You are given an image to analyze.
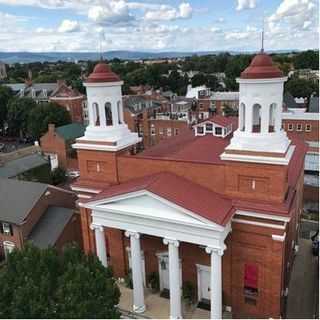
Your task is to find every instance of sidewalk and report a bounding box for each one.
[286,238,319,319]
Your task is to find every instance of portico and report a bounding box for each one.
[82,184,232,319]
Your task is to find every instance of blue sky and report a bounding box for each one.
[0,0,318,52]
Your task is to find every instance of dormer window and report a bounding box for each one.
[215,127,222,136]
[205,123,213,132]
[197,126,204,135]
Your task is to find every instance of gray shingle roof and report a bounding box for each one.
[0,178,48,224]
[0,153,48,178]
[28,206,74,248]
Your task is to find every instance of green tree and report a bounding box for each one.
[285,77,319,98]
[293,50,319,70]
[7,97,36,137]
[0,85,13,134]
[50,167,67,185]
[27,102,71,140]
[0,244,121,319]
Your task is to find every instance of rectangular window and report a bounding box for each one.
[305,124,312,132]
[244,263,258,302]
[205,123,213,132]
[296,124,303,131]
[167,128,172,136]
[159,128,164,135]
[150,125,156,136]
[1,222,13,236]
[288,124,293,131]
[199,103,204,110]
[174,128,179,136]
[197,126,204,135]
[215,127,222,135]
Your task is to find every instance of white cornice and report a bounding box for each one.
[272,233,286,242]
[235,210,290,222]
[70,186,102,194]
[220,145,295,165]
[232,218,286,230]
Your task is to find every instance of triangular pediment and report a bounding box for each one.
[86,191,224,230]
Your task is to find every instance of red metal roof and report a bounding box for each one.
[195,115,238,128]
[137,126,236,164]
[86,62,121,83]
[85,172,234,226]
[241,52,283,79]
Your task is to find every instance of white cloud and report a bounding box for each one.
[88,1,134,25]
[179,3,192,19]
[58,19,80,32]
[144,2,192,21]
[268,0,318,31]
[236,0,256,10]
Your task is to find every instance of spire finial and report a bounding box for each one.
[261,17,265,53]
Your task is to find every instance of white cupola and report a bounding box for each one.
[73,62,141,151]
[221,51,293,165]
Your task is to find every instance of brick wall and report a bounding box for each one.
[40,124,68,168]
[50,97,85,123]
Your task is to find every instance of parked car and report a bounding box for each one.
[0,143,4,152]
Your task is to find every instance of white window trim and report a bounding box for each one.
[296,124,303,131]
[288,124,293,131]
[305,124,312,132]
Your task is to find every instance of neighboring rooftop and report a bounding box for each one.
[55,123,86,141]
[28,206,74,248]
[211,92,239,101]
[0,153,48,178]
[0,178,48,224]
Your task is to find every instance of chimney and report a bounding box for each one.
[48,123,55,134]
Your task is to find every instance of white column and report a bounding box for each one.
[261,105,270,133]
[125,231,145,313]
[99,101,107,128]
[205,246,225,319]
[245,104,253,133]
[163,238,182,319]
[90,224,107,267]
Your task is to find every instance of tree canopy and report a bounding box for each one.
[285,77,319,98]
[7,97,37,137]
[0,244,121,319]
[0,85,13,133]
[293,50,319,70]
[28,102,71,140]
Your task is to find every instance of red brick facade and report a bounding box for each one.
[0,186,81,259]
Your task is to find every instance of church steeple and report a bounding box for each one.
[72,62,141,152]
[221,51,293,165]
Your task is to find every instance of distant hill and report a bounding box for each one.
[0,50,297,64]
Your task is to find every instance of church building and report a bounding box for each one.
[71,52,307,319]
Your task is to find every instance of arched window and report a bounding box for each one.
[269,103,277,132]
[105,102,113,126]
[93,103,100,126]
[252,104,262,133]
[117,101,122,124]
[240,103,246,131]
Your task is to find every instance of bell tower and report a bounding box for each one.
[73,62,141,185]
[221,51,293,165]
[73,62,140,151]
